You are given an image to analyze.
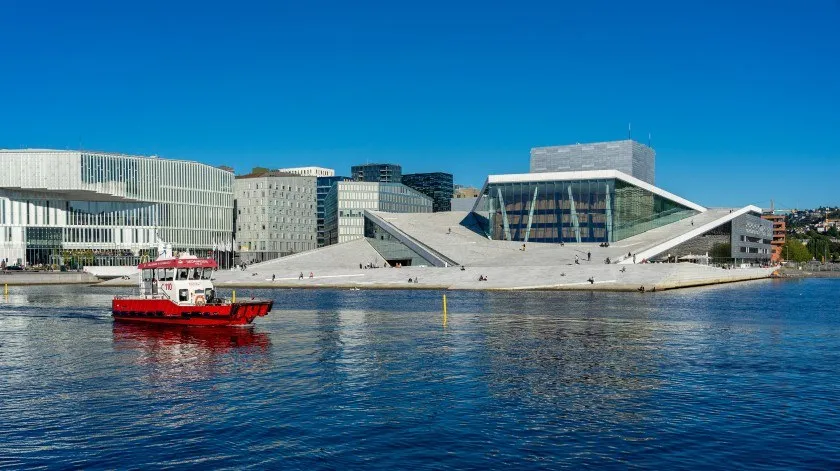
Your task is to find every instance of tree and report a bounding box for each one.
[710,242,731,260]
[251,166,270,175]
[783,239,812,262]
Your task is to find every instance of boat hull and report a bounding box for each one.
[112,298,273,326]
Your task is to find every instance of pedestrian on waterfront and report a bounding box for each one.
[414,277,419,283]
[360,263,363,269]
[309,272,314,278]
[587,251,591,261]
[448,227,451,234]
[522,243,526,251]
[575,255,579,264]
[691,219,694,226]
[408,278,413,283]
[299,272,304,280]
[633,254,637,264]
[587,277,594,284]
[272,274,275,282]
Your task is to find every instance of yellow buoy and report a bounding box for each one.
[443,294,448,327]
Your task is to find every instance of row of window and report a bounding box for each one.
[738,235,772,245]
[738,247,770,254]
[141,267,214,282]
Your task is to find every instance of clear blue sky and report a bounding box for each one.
[1,0,838,209]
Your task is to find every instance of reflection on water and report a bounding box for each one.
[112,322,272,353]
[0,282,839,469]
[111,323,272,386]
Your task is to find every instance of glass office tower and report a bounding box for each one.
[475,171,700,244]
[401,172,454,212]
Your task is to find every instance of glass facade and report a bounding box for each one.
[0,150,234,267]
[316,176,350,247]
[401,172,454,212]
[479,178,697,244]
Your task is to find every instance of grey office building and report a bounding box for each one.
[530,140,655,185]
[351,163,402,183]
[234,171,317,264]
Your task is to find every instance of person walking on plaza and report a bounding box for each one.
[587,251,591,261]
[299,272,304,280]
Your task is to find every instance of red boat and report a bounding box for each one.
[112,253,273,326]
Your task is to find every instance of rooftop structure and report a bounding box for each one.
[275,166,335,177]
[351,163,402,183]
[530,140,655,185]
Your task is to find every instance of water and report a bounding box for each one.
[1,280,839,469]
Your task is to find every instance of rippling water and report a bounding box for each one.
[1,279,839,469]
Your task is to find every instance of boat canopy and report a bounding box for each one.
[139,258,218,270]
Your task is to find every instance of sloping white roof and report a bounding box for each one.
[619,205,763,264]
[482,169,706,212]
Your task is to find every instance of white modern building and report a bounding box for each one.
[323,182,432,245]
[233,171,317,264]
[275,166,335,177]
[0,149,234,268]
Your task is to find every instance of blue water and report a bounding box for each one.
[1,279,839,469]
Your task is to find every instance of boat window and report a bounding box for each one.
[192,268,203,280]
[164,268,174,281]
[202,268,213,280]
[177,268,189,280]
[142,269,152,281]
[156,268,165,281]
[179,289,188,302]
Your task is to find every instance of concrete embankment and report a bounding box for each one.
[95,263,777,292]
[0,272,100,285]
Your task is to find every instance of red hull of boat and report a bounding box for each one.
[112,298,273,326]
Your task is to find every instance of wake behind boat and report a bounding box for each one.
[112,250,272,326]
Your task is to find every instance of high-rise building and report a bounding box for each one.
[761,213,786,261]
[0,149,234,268]
[233,171,317,264]
[401,172,454,212]
[316,175,351,247]
[323,182,432,245]
[530,140,655,185]
[351,163,402,183]
[275,166,335,177]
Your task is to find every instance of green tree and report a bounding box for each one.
[251,166,270,175]
[710,243,731,259]
[783,239,812,262]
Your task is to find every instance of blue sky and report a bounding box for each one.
[1,0,838,209]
